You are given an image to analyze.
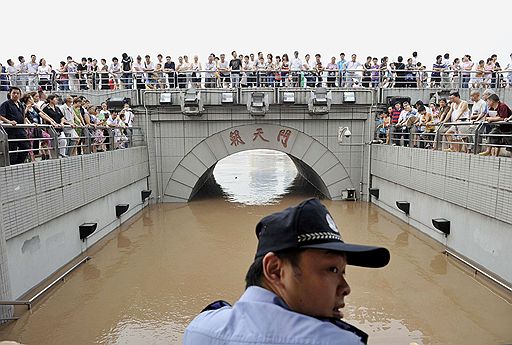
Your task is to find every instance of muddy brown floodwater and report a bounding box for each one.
[1,150,511,345]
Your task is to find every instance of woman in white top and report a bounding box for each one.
[191,55,202,88]
[37,58,52,91]
[461,55,473,88]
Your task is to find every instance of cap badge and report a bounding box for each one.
[326,213,339,233]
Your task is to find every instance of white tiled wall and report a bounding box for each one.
[371,145,512,225]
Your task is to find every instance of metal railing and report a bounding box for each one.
[1,69,511,91]
[0,256,91,314]
[0,123,145,166]
[377,120,512,156]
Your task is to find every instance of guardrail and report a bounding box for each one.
[377,120,512,156]
[1,69,511,91]
[0,123,145,166]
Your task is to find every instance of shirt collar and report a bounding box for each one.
[240,286,291,310]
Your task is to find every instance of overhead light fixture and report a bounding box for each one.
[79,223,97,241]
[160,93,172,104]
[180,88,204,115]
[308,87,331,115]
[343,91,356,103]
[248,92,268,116]
[107,97,130,111]
[282,92,295,103]
[221,92,234,103]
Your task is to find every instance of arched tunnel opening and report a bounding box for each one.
[190,149,329,204]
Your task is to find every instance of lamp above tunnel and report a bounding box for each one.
[180,88,204,115]
[308,87,331,115]
[247,92,269,116]
[159,93,172,104]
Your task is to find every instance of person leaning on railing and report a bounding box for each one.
[0,87,29,164]
[443,91,469,153]
[20,93,49,161]
[433,98,450,150]
[479,94,512,157]
[466,90,488,153]
[42,94,68,157]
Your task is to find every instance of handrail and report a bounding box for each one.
[1,68,511,90]
[0,256,91,310]
[444,249,512,293]
[0,123,145,166]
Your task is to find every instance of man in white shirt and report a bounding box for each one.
[143,55,155,88]
[395,103,417,147]
[465,90,488,153]
[204,54,217,88]
[290,51,302,86]
[218,54,230,88]
[121,103,134,128]
[246,53,256,87]
[27,55,39,91]
[345,54,362,87]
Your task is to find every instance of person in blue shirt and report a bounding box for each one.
[183,198,390,345]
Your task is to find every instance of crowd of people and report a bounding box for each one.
[375,89,512,156]
[0,87,133,165]
[1,52,512,91]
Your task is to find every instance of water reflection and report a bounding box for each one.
[212,149,300,205]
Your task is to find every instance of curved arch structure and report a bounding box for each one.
[163,124,353,201]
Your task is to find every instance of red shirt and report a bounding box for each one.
[492,102,512,119]
[391,109,401,123]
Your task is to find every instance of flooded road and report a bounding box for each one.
[1,150,511,345]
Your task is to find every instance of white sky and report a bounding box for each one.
[2,0,511,68]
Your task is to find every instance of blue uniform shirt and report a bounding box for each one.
[183,286,365,345]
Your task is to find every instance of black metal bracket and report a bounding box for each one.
[432,218,450,237]
[116,204,129,218]
[79,223,98,241]
[396,201,410,215]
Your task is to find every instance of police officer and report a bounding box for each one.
[183,198,390,345]
[0,86,29,165]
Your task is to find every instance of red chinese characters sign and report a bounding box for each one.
[277,129,292,148]
[253,128,269,142]
[227,128,292,148]
[230,130,245,146]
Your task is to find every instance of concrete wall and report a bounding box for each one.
[370,145,512,285]
[137,103,373,202]
[6,178,147,299]
[163,123,353,201]
[0,147,150,303]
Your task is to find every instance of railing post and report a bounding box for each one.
[474,122,484,155]
[127,128,133,148]
[47,126,60,159]
[434,125,442,151]
[108,129,115,151]
[84,127,93,154]
[0,125,10,167]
